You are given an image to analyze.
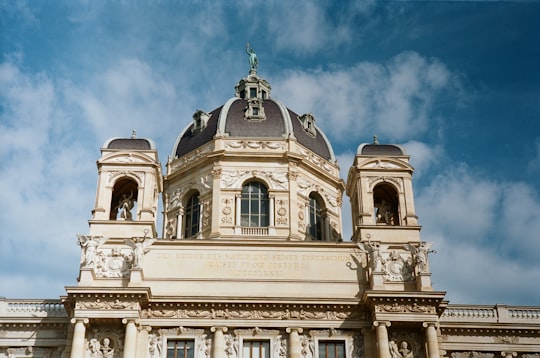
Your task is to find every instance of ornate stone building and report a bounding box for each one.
[1,55,539,358]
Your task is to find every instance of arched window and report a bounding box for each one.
[184,192,200,238]
[308,193,325,240]
[110,178,138,220]
[241,182,269,227]
[373,183,399,225]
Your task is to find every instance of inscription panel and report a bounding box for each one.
[144,246,360,282]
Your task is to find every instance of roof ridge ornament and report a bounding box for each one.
[373,134,379,145]
[246,42,258,73]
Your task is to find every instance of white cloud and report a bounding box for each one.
[273,51,456,143]
[402,140,442,178]
[417,166,540,304]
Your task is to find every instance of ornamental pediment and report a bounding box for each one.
[356,158,412,171]
[100,152,156,165]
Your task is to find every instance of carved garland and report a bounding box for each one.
[142,304,366,321]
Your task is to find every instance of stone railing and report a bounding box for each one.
[441,304,540,324]
[0,298,67,318]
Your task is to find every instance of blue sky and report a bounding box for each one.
[1,1,539,305]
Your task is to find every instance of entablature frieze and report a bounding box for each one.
[140,302,370,325]
[63,288,151,316]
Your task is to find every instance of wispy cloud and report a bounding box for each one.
[273,51,456,143]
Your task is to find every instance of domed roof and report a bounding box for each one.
[356,136,406,156]
[104,131,155,150]
[173,72,335,161]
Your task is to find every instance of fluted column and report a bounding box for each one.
[423,322,439,358]
[211,326,228,358]
[286,327,303,358]
[374,321,391,358]
[70,318,89,358]
[123,319,138,358]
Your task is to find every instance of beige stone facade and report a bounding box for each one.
[1,69,539,358]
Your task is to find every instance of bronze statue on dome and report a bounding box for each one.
[246,42,258,70]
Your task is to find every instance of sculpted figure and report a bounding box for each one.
[88,338,101,357]
[116,192,134,220]
[100,337,114,358]
[389,341,400,358]
[358,241,384,272]
[77,235,105,267]
[375,199,393,224]
[408,242,435,273]
[246,43,258,70]
[398,341,414,358]
[126,230,155,269]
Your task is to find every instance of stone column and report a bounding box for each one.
[123,319,138,358]
[286,327,303,358]
[423,322,439,358]
[70,318,89,358]
[211,327,228,358]
[374,321,391,358]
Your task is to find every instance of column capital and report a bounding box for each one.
[373,320,391,328]
[122,318,140,325]
[70,318,89,325]
[211,326,229,333]
[501,353,517,357]
[286,327,303,334]
[422,322,438,329]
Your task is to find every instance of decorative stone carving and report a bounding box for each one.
[389,340,414,358]
[106,171,144,187]
[126,231,155,269]
[165,217,177,238]
[365,160,401,169]
[225,333,239,358]
[276,200,288,225]
[171,146,211,170]
[407,242,435,274]
[221,170,251,188]
[148,333,162,358]
[111,154,145,163]
[383,251,414,282]
[366,176,402,192]
[358,241,384,272]
[201,199,211,229]
[76,299,137,310]
[141,304,362,321]
[94,248,132,278]
[450,353,495,358]
[86,328,123,358]
[77,235,107,268]
[225,140,285,150]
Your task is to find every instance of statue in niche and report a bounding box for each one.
[116,192,134,220]
[100,337,114,358]
[77,235,106,268]
[389,340,414,358]
[126,230,155,269]
[246,42,258,70]
[88,338,101,357]
[375,199,394,225]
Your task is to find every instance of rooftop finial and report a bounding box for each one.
[373,134,379,145]
[131,130,137,139]
[246,42,258,72]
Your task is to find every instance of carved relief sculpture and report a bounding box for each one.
[126,231,155,269]
[77,235,106,268]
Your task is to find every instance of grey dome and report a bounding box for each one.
[173,97,335,160]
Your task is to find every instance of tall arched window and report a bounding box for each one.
[241,182,269,227]
[308,193,325,240]
[373,183,399,225]
[184,192,200,238]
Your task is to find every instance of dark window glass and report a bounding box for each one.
[318,341,345,358]
[241,182,269,227]
[184,193,200,238]
[250,88,257,98]
[168,340,195,358]
[243,341,270,358]
[309,194,324,240]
